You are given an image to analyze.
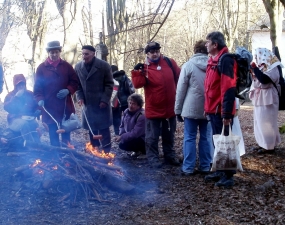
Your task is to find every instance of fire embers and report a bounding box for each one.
[85,142,115,165]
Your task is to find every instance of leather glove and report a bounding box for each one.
[176,115,184,122]
[15,89,25,97]
[38,100,44,107]
[134,63,144,70]
[56,89,69,99]
[34,109,41,117]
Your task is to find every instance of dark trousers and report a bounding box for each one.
[48,123,70,147]
[145,116,176,162]
[112,107,122,136]
[89,127,111,153]
[119,138,146,154]
[208,113,235,177]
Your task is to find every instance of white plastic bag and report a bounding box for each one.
[232,116,245,156]
[62,113,81,133]
[212,125,243,172]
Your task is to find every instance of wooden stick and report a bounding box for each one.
[7,152,27,156]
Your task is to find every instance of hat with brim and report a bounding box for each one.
[144,41,161,54]
[46,41,62,51]
[13,74,26,87]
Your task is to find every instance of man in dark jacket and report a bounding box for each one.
[75,45,114,153]
[4,74,40,143]
[131,41,181,168]
[204,31,237,188]
[115,93,145,156]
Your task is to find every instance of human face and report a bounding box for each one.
[82,49,95,64]
[147,49,161,61]
[205,40,218,56]
[128,100,140,112]
[48,49,61,61]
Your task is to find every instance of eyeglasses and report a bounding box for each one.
[149,49,160,54]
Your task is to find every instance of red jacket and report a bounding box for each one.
[34,59,79,124]
[204,47,237,118]
[131,55,180,119]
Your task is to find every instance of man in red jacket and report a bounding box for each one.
[131,42,180,168]
[204,31,237,188]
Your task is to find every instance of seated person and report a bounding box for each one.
[4,74,41,143]
[115,93,146,156]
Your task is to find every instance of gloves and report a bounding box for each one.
[34,109,41,117]
[56,89,69,99]
[134,63,144,71]
[38,100,44,107]
[176,115,184,122]
[15,89,25,97]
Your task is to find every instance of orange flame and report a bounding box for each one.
[32,159,42,167]
[85,142,115,159]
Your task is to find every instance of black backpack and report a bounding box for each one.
[218,47,253,100]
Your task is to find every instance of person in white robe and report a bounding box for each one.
[249,48,282,153]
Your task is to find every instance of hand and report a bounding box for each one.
[250,62,257,69]
[223,118,232,126]
[134,63,144,70]
[15,89,25,97]
[115,136,121,142]
[99,101,107,109]
[176,114,184,122]
[78,99,84,107]
[38,100,44,107]
[34,109,41,117]
[56,89,69,99]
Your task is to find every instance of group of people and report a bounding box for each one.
[0,31,283,189]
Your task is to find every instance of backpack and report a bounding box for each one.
[163,56,178,85]
[218,47,253,100]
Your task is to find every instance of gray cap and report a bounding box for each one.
[46,41,62,51]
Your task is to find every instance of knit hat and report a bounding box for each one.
[144,42,161,54]
[46,41,62,51]
[82,45,96,52]
[13,74,26,87]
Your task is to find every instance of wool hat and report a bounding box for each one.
[82,45,96,52]
[13,74,26,87]
[144,41,161,54]
[111,65,118,73]
[46,41,62,51]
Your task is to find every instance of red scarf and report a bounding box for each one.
[47,57,61,67]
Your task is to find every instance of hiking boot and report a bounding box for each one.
[165,157,180,166]
[195,169,210,175]
[204,171,225,182]
[215,176,234,188]
[180,168,196,176]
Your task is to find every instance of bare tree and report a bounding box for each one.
[262,0,284,48]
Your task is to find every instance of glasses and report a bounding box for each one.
[149,49,160,54]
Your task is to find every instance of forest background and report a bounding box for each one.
[0,0,284,99]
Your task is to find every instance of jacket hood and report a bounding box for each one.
[189,53,209,72]
[113,70,126,78]
[13,74,26,87]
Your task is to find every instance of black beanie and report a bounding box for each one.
[82,45,96,52]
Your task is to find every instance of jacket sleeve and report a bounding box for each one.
[175,62,192,114]
[101,65,114,104]
[66,64,79,95]
[253,67,272,84]
[220,56,236,118]
[120,114,145,143]
[131,69,147,89]
[126,77,135,94]
[33,66,44,103]
[119,113,126,136]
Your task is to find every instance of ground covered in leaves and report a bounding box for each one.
[0,101,285,225]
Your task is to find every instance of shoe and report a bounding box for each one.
[195,169,210,175]
[215,176,234,188]
[180,168,196,176]
[204,171,225,182]
[257,148,275,154]
[165,157,180,166]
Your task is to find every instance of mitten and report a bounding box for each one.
[56,89,69,99]
[38,100,44,107]
[134,63,144,70]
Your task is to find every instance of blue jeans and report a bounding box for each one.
[207,122,215,162]
[182,118,212,173]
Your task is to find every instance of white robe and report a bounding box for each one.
[249,67,281,149]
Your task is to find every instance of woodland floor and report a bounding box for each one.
[0,101,285,225]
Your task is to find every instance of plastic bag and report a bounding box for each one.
[62,113,81,133]
[232,116,245,156]
[211,125,243,172]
